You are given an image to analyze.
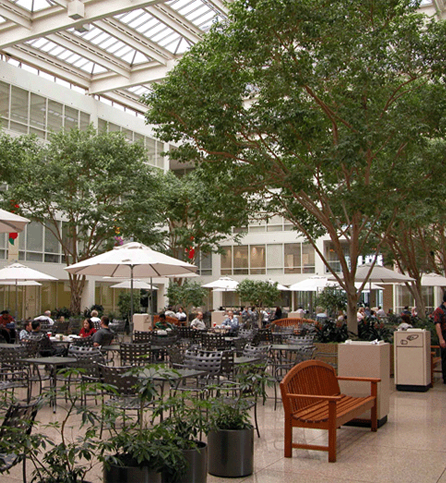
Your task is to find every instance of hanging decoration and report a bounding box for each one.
[8,232,18,245]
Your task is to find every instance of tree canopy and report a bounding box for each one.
[0,126,162,313]
[145,0,446,331]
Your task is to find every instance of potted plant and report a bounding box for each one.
[99,365,190,483]
[154,392,209,483]
[206,364,271,478]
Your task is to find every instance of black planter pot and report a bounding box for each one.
[207,428,254,477]
[163,441,208,483]
[103,462,162,483]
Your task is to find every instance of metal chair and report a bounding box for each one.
[119,342,151,366]
[0,399,40,483]
[133,330,153,344]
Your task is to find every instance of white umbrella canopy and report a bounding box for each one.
[0,280,42,286]
[65,242,197,327]
[327,263,415,284]
[0,262,58,282]
[420,273,446,287]
[65,242,198,278]
[0,262,57,318]
[266,279,290,291]
[0,209,30,233]
[111,279,158,290]
[289,276,337,292]
[202,277,239,290]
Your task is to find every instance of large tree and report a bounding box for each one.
[145,0,446,332]
[0,127,163,313]
[136,168,250,263]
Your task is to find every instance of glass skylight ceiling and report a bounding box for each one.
[0,0,226,112]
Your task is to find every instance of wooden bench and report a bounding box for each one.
[280,360,380,462]
[268,318,315,332]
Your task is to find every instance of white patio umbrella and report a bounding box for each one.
[65,242,197,329]
[266,279,290,291]
[420,273,446,287]
[110,279,158,290]
[202,277,239,290]
[0,209,29,233]
[289,276,337,292]
[0,262,57,318]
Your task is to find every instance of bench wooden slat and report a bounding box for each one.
[280,360,379,462]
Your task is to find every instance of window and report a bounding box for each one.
[10,86,28,133]
[0,81,9,122]
[221,246,232,275]
[30,93,46,138]
[284,244,301,274]
[324,241,350,273]
[233,246,248,274]
[267,244,282,275]
[196,251,212,276]
[250,245,265,274]
[302,243,315,273]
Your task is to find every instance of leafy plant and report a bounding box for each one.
[55,307,72,319]
[83,304,104,318]
[117,292,140,322]
[314,287,347,318]
[356,317,394,343]
[313,320,350,343]
[166,280,207,321]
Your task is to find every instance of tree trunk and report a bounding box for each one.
[345,280,360,335]
[68,275,86,315]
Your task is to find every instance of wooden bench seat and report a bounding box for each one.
[268,318,315,331]
[280,360,380,462]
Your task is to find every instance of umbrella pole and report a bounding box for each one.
[149,276,153,326]
[130,266,134,338]
[15,279,18,320]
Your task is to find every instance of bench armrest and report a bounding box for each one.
[336,376,381,383]
[286,393,342,402]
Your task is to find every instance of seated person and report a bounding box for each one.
[28,320,67,357]
[92,316,114,347]
[221,310,239,332]
[34,310,55,326]
[175,307,187,322]
[155,313,171,330]
[89,310,101,329]
[0,310,16,343]
[164,306,176,318]
[19,319,32,341]
[79,318,97,338]
[190,311,206,330]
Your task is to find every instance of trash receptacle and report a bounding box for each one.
[394,329,431,392]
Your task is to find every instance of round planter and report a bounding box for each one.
[103,462,162,483]
[207,428,254,477]
[163,441,207,483]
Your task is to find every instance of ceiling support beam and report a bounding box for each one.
[0,3,32,29]
[89,60,175,93]
[48,32,130,78]
[3,45,90,89]
[145,4,202,44]
[95,18,172,65]
[0,0,164,48]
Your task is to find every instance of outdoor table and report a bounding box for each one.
[23,356,78,413]
[234,356,262,365]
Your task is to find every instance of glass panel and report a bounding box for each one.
[48,100,63,131]
[108,123,120,132]
[57,281,71,310]
[44,254,60,263]
[64,106,78,130]
[30,93,46,129]
[45,225,59,253]
[284,243,301,274]
[146,137,156,166]
[156,140,164,168]
[97,118,107,132]
[324,241,350,273]
[29,128,45,139]
[26,252,43,262]
[250,245,265,274]
[9,121,28,133]
[0,81,9,121]
[10,86,28,125]
[122,128,133,141]
[26,222,43,252]
[302,243,315,273]
[62,222,74,263]
[233,245,248,274]
[199,251,212,276]
[267,244,282,271]
[0,233,6,249]
[220,246,232,275]
[80,112,90,131]
[41,282,56,313]
[18,251,25,260]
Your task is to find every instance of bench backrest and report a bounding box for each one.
[280,360,341,412]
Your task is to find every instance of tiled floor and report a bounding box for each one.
[3,376,446,482]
